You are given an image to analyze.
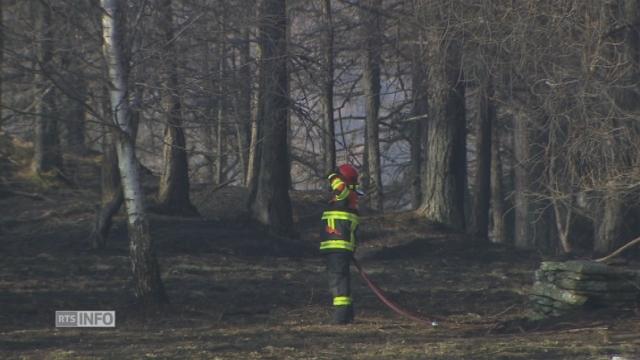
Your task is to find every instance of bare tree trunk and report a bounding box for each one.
[59,21,88,156]
[418,26,466,231]
[246,3,262,191]
[64,75,87,155]
[60,68,87,155]
[91,128,123,250]
[201,38,215,181]
[470,72,493,240]
[321,0,336,174]
[215,12,226,185]
[90,90,123,250]
[237,25,252,184]
[513,111,532,249]
[0,0,4,130]
[204,122,214,180]
[101,0,167,305]
[155,0,197,216]
[248,0,293,236]
[490,112,505,244]
[595,189,624,254]
[361,124,369,192]
[409,40,427,210]
[512,109,552,250]
[361,0,383,211]
[246,105,260,190]
[592,0,638,255]
[31,0,62,174]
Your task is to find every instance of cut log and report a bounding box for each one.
[530,282,589,305]
[553,278,639,293]
[540,261,640,278]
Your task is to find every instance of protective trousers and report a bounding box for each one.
[326,252,354,324]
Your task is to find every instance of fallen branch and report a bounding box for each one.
[594,236,640,263]
[487,304,517,318]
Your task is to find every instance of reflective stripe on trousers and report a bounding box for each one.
[320,240,354,251]
[333,296,352,306]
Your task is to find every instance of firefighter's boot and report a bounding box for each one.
[333,304,354,325]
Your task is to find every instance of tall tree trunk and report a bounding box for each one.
[595,190,624,254]
[321,0,336,174]
[409,33,427,210]
[64,75,87,155]
[513,111,532,249]
[90,90,123,250]
[204,120,215,180]
[215,12,226,185]
[0,0,4,130]
[31,0,62,174]
[361,124,369,194]
[201,37,216,181]
[60,62,87,155]
[418,23,466,231]
[248,0,293,236]
[592,0,639,254]
[91,127,123,250]
[361,0,383,211]
[246,4,262,191]
[490,112,506,244]
[245,95,262,193]
[235,25,252,184]
[101,0,167,305]
[246,105,260,189]
[59,21,88,156]
[155,0,197,216]
[470,71,494,240]
[512,109,552,249]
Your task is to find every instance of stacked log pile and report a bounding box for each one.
[530,260,640,318]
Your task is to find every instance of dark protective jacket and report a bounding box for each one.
[320,173,360,253]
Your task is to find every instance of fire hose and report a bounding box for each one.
[349,235,640,327]
[351,255,443,327]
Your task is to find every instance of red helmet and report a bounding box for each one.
[337,164,358,185]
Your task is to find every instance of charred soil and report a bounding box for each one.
[0,150,639,359]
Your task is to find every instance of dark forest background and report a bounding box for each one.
[1,0,640,314]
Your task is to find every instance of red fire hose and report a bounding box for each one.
[351,256,443,326]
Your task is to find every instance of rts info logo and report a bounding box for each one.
[55,311,116,328]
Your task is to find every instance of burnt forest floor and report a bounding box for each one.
[0,141,639,359]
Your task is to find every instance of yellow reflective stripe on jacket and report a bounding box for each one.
[321,211,360,225]
[335,187,349,201]
[330,176,350,201]
[331,178,343,189]
[320,240,354,251]
[333,296,352,306]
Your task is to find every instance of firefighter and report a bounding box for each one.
[320,164,363,324]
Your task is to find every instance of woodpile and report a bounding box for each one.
[530,261,640,318]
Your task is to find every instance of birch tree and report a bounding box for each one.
[101,0,167,305]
